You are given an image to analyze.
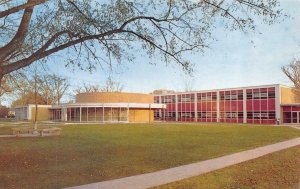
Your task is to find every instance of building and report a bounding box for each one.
[13,105,52,121]
[153,84,300,124]
[13,92,166,123]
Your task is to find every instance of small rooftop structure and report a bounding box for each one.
[152,89,175,95]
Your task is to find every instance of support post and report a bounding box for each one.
[194,93,197,122]
[127,104,129,122]
[217,91,220,122]
[87,107,88,122]
[79,107,82,122]
[102,104,104,122]
[243,89,247,124]
[175,94,178,122]
[149,104,151,123]
[110,107,112,122]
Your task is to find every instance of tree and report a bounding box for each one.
[0,0,282,83]
[11,91,47,107]
[75,76,123,94]
[0,75,12,98]
[281,59,300,100]
[75,83,102,94]
[38,74,70,105]
[11,73,70,105]
[101,76,123,92]
[183,77,195,92]
[282,59,300,89]
[0,72,24,97]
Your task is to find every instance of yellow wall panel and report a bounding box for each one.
[281,87,300,104]
[129,109,154,123]
[31,107,49,121]
[76,92,154,103]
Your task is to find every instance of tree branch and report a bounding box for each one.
[0,0,37,62]
[0,0,47,18]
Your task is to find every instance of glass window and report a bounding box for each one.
[190,94,195,101]
[269,112,276,119]
[238,92,243,100]
[260,112,268,119]
[220,93,225,100]
[253,92,260,99]
[225,112,237,118]
[231,94,238,100]
[268,91,275,98]
[224,95,231,100]
[164,96,172,103]
[206,112,212,118]
[182,97,191,102]
[191,112,195,118]
[247,112,253,119]
[181,112,191,117]
[177,95,181,103]
[253,112,260,118]
[246,92,252,99]
[202,112,207,118]
[260,92,268,99]
[238,112,243,119]
[212,93,217,100]
[283,112,291,123]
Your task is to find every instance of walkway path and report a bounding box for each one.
[288,125,300,130]
[65,137,300,189]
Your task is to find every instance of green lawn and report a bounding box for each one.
[153,145,300,189]
[0,123,299,189]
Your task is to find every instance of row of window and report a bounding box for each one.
[156,94,216,103]
[156,91,276,103]
[247,111,276,119]
[155,111,277,120]
[155,87,276,102]
[246,91,275,99]
[220,112,243,119]
[220,93,243,100]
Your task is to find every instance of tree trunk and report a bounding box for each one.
[34,74,38,130]
[0,74,3,89]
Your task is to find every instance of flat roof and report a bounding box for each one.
[50,103,166,109]
[153,84,293,96]
[281,104,300,106]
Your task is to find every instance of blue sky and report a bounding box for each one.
[48,0,300,94]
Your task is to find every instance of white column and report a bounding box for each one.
[87,107,89,122]
[175,94,178,122]
[27,105,32,120]
[217,91,220,122]
[110,107,113,122]
[275,84,281,124]
[102,104,104,122]
[127,104,129,122]
[95,107,96,122]
[194,93,197,122]
[62,107,67,121]
[243,89,247,123]
[159,96,162,120]
[149,104,151,123]
[79,107,82,122]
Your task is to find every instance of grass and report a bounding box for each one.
[153,145,300,189]
[0,126,12,135]
[0,123,299,189]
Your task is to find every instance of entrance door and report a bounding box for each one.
[291,112,299,124]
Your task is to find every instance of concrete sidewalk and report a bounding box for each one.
[65,137,300,189]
